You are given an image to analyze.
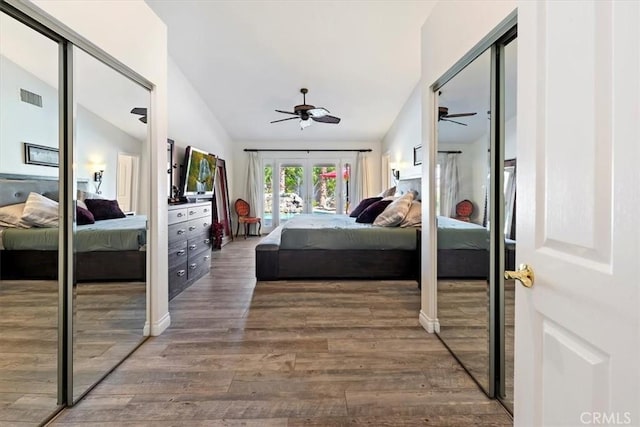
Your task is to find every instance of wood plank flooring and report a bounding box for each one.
[51,238,512,426]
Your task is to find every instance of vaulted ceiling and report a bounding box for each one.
[145,0,436,142]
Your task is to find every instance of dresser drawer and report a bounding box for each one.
[168,262,189,299]
[168,240,188,269]
[187,237,212,257]
[168,222,189,243]
[187,204,211,220]
[186,255,211,281]
[186,218,211,238]
[168,207,188,225]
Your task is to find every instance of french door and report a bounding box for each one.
[262,156,354,231]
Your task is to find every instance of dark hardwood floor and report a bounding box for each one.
[50,238,512,426]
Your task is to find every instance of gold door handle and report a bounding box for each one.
[504,264,535,288]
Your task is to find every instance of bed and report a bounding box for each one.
[256,178,421,283]
[436,216,490,279]
[0,175,146,281]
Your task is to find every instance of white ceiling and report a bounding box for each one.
[145,0,436,142]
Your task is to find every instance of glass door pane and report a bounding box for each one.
[0,11,62,424]
[278,164,305,223]
[311,162,338,215]
[263,163,273,228]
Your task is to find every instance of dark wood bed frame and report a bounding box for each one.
[256,229,421,283]
[0,175,146,282]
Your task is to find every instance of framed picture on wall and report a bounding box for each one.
[24,142,59,167]
[413,145,423,166]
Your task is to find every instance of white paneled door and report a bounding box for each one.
[516,1,639,426]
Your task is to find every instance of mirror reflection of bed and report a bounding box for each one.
[435,37,517,411]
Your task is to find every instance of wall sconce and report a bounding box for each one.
[94,170,104,194]
[392,168,400,181]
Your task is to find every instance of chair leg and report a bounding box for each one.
[258,221,261,236]
[235,221,240,238]
[244,223,248,239]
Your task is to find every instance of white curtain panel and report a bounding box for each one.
[353,152,370,203]
[441,153,459,218]
[246,152,262,217]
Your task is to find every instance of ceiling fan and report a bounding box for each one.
[438,106,477,126]
[271,88,341,130]
[130,107,147,124]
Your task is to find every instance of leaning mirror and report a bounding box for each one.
[435,48,493,394]
[71,46,149,401]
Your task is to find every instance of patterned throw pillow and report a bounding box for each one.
[349,197,382,218]
[373,192,415,227]
[84,199,126,221]
[355,200,392,224]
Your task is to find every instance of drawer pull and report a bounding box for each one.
[189,210,196,215]
[177,270,186,277]
[203,223,209,227]
[189,226,197,231]
[189,263,197,270]
[189,244,197,250]
[204,255,210,261]
[204,239,211,244]
[204,208,209,212]
[177,212,184,217]
[177,249,186,256]
[177,229,186,235]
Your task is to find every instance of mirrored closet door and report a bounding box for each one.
[71,46,150,402]
[1,3,153,422]
[0,10,63,424]
[434,27,517,413]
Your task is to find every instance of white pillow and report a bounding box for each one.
[22,192,59,227]
[373,192,414,227]
[77,199,88,210]
[0,202,30,228]
[400,201,422,227]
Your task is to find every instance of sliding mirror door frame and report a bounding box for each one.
[431,11,517,408]
[1,0,156,414]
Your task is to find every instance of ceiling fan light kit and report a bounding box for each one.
[271,88,341,130]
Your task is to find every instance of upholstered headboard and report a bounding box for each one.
[0,174,89,207]
[395,177,422,201]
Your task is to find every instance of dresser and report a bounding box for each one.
[168,201,212,300]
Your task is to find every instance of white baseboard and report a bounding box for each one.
[149,312,171,336]
[419,310,440,333]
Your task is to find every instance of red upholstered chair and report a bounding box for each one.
[234,198,261,239]
[455,199,474,222]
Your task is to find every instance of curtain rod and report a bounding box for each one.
[438,150,462,154]
[244,149,372,153]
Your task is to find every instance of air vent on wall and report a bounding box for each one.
[20,88,43,107]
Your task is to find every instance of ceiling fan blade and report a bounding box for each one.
[270,117,299,124]
[444,112,477,118]
[130,107,147,116]
[312,115,340,124]
[275,109,299,116]
[308,107,330,118]
[441,118,468,126]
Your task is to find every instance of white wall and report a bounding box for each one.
[230,140,382,209]
[32,0,170,335]
[0,55,58,176]
[419,0,516,333]
[76,105,142,199]
[167,56,234,197]
[381,83,422,183]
